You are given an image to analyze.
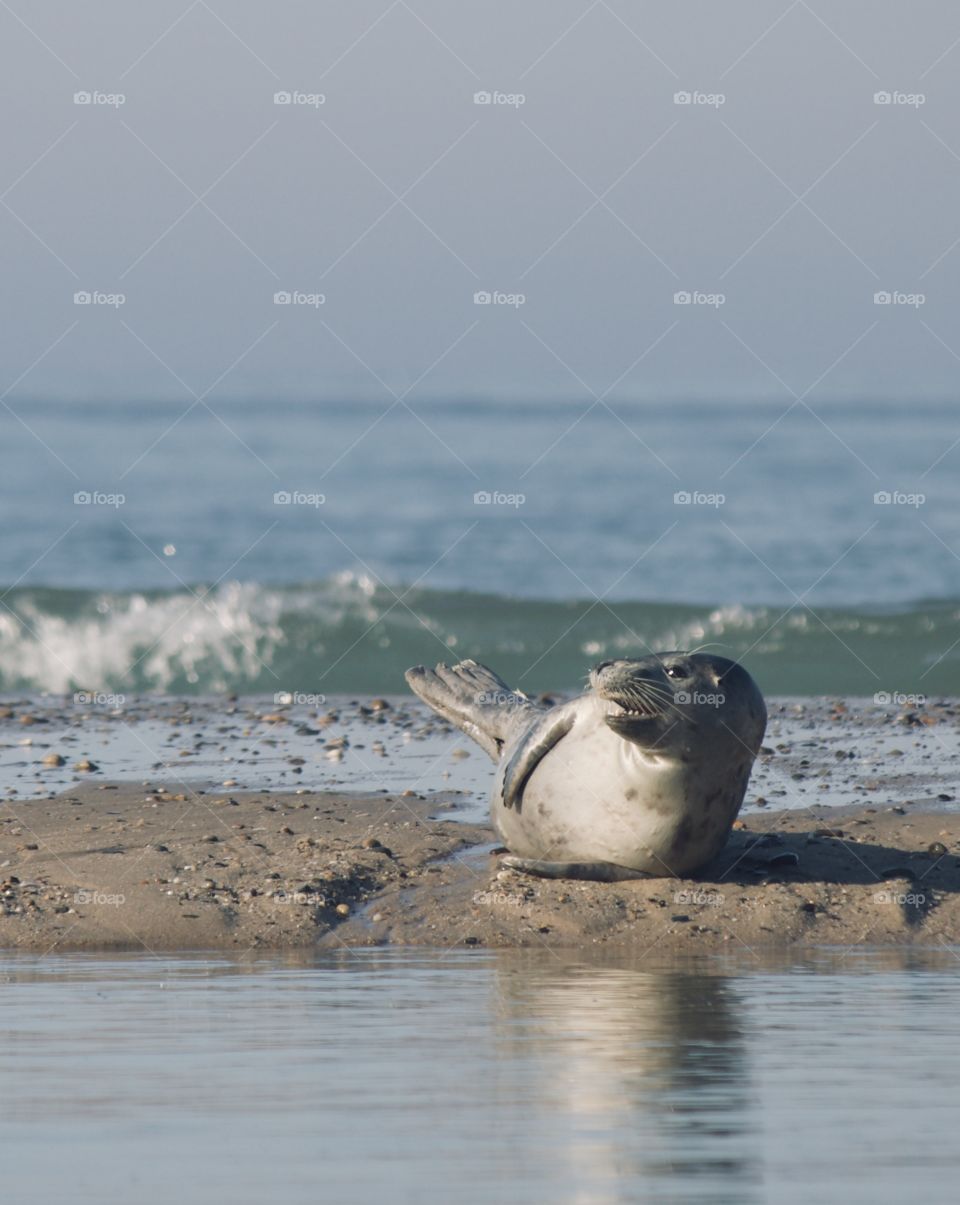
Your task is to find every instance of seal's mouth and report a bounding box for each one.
[603,696,662,719]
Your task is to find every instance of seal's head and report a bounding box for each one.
[590,652,766,757]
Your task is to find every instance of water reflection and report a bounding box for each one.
[493,956,760,1203]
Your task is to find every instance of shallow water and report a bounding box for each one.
[3,948,960,1204]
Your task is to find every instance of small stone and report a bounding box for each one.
[42,753,66,767]
[362,837,382,849]
[369,699,390,711]
[335,903,350,917]
[280,826,294,835]
[74,759,98,772]
[928,842,948,858]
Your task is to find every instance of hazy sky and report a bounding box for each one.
[3,0,960,402]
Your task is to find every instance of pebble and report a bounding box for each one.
[335,903,350,917]
[41,753,66,767]
[74,759,98,772]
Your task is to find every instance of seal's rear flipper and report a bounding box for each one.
[405,659,537,761]
[501,855,654,882]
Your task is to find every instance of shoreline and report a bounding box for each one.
[1,781,958,953]
[0,693,957,953]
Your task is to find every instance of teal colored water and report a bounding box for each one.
[2,399,958,694]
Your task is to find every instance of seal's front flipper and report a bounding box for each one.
[500,856,653,882]
[501,709,575,811]
[405,660,537,760]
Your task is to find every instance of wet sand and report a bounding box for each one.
[2,780,959,953]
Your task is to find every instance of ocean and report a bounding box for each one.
[3,397,958,697]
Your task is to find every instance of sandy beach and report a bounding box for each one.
[1,691,958,953]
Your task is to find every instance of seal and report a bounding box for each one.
[405,653,766,881]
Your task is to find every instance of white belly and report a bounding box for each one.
[491,715,744,875]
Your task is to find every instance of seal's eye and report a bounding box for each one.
[665,665,686,679]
